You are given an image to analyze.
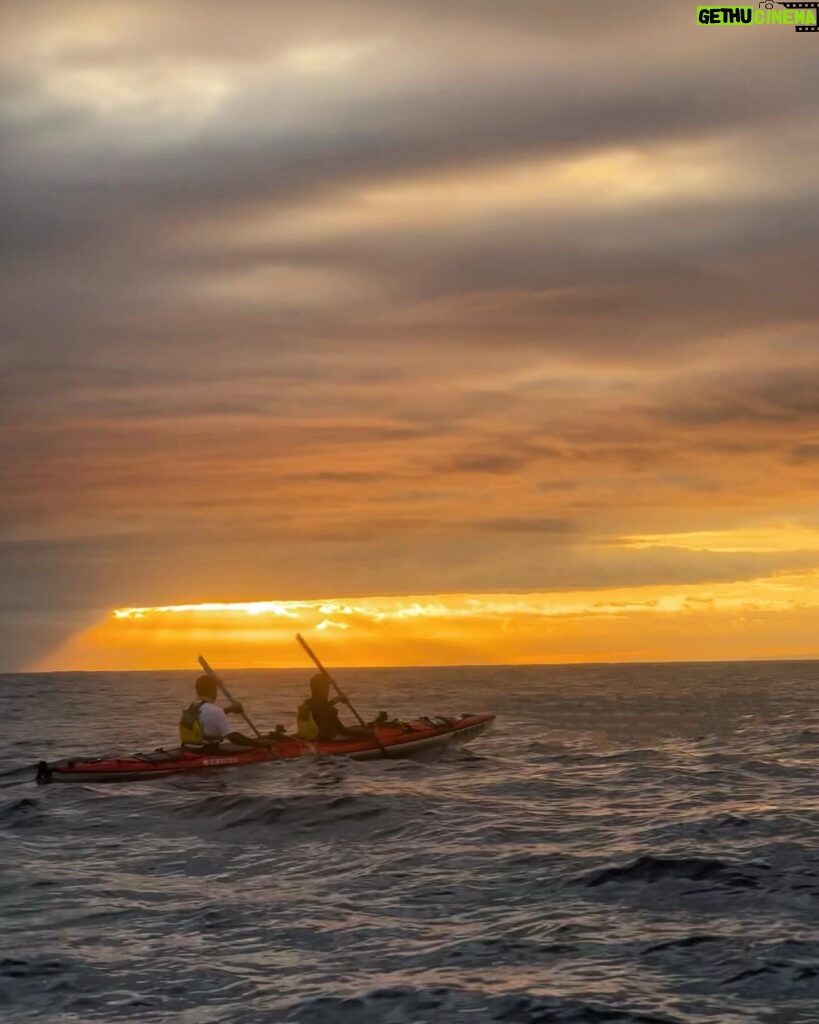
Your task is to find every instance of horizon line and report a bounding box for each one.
[6,654,819,675]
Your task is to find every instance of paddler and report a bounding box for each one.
[296,673,373,741]
[179,675,274,749]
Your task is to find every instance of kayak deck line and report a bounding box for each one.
[35,713,495,784]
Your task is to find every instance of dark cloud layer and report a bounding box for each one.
[2,0,819,667]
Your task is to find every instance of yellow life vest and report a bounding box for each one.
[179,700,205,745]
[296,698,319,739]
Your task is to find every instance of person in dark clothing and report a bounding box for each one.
[296,673,371,741]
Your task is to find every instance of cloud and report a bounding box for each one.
[791,443,819,462]
[474,517,576,535]
[3,1,819,666]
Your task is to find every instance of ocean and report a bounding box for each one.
[1,661,818,1023]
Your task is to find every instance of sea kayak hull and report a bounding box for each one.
[36,713,494,783]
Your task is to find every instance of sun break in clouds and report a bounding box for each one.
[37,560,819,670]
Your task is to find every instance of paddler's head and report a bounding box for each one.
[195,675,218,702]
[310,673,331,700]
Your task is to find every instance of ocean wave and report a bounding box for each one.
[179,790,411,839]
[0,796,44,829]
[492,994,685,1023]
[581,855,769,889]
[4,661,819,1023]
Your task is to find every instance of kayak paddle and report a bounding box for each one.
[295,633,388,758]
[197,654,278,755]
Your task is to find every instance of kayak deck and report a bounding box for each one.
[36,713,494,783]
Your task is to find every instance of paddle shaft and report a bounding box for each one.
[295,633,388,757]
[197,655,269,745]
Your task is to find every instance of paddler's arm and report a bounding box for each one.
[333,705,374,738]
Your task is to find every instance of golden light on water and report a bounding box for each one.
[35,568,819,670]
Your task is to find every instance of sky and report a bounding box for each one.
[3,1,819,670]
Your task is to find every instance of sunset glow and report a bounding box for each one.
[35,568,819,671]
[620,527,819,554]
[4,3,819,672]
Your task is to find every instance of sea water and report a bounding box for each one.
[1,661,818,1023]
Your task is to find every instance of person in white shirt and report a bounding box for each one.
[179,675,273,749]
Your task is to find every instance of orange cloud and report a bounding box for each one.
[621,526,819,554]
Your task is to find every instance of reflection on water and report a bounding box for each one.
[2,661,819,1022]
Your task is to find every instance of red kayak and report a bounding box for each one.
[36,713,494,783]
